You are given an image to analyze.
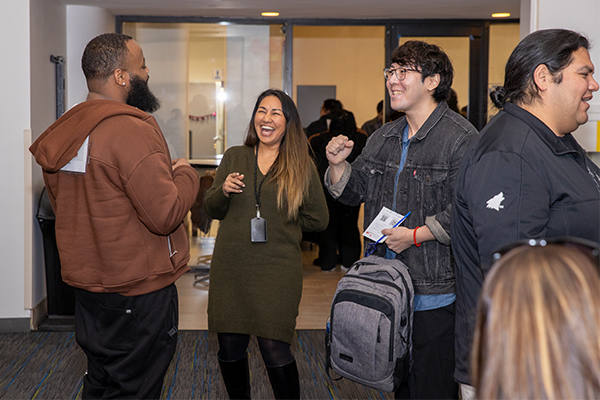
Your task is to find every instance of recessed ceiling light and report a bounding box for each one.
[491,12,511,18]
[261,12,280,17]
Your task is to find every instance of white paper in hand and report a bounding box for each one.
[363,207,406,242]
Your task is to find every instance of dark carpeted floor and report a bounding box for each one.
[0,330,394,399]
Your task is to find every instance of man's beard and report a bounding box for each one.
[126,74,161,113]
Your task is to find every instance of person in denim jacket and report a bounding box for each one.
[325,41,477,399]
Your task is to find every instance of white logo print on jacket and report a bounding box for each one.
[486,192,505,211]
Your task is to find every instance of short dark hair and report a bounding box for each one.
[490,29,590,108]
[376,100,384,113]
[391,40,454,103]
[322,99,343,114]
[448,88,459,112]
[329,110,357,137]
[82,33,134,81]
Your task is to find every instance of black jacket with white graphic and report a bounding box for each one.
[451,101,600,384]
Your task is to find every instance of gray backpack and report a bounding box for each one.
[326,255,414,392]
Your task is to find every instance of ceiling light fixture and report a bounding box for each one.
[491,12,511,18]
[261,12,280,17]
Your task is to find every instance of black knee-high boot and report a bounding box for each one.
[266,359,300,399]
[218,353,251,399]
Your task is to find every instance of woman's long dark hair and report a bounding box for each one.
[244,89,314,221]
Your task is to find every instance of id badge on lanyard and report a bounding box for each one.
[251,207,267,243]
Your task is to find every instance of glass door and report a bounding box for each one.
[122,22,285,165]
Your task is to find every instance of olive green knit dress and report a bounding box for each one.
[204,146,328,344]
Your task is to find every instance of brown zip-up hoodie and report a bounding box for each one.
[30,100,199,296]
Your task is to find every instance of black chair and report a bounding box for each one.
[189,172,216,286]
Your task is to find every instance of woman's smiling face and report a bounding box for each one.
[254,95,287,148]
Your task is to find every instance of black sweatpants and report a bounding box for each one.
[395,302,458,400]
[74,283,179,399]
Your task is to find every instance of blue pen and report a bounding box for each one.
[374,211,411,243]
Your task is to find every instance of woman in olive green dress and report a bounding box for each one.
[204,89,328,399]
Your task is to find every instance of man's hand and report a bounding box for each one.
[326,135,354,166]
[222,172,245,197]
[381,226,414,253]
[172,158,191,170]
[326,135,354,184]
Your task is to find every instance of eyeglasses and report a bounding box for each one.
[492,237,600,266]
[383,67,419,81]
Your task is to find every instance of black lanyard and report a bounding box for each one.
[253,145,271,216]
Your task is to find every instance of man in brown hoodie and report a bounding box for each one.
[30,33,199,399]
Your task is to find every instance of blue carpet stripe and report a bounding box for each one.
[5,333,51,390]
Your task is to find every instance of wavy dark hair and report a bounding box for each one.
[490,29,590,108]
[82,33,133,81]
[244,89,314,221]
[391,40,454,103]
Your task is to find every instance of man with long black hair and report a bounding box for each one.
[452,29,600,400]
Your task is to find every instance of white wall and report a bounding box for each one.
[0,1,31,322]
[29,0,68,314]
[0,2,114,328]
[522,0,600,151]
[66,6,114,108]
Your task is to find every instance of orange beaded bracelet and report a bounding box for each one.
[413,226,421,247]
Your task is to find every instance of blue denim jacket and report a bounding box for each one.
[326,101,477,295]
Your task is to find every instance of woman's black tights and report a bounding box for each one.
[217,332,294,367]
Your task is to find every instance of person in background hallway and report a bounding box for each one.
[451,29,600,400]
[310,110,368,271]
[471,239,600,400]
[389,110,406,121]
[447,88,459,113]
[29,33,199,399]
[360,100,384,136]
[303,98,343,247]
[325,40,478,399]
[204,89,328,399]
[305,98,343,138]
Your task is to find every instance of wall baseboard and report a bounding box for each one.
[0,298,47,332]
[31,297,47,330]
[0,318,30,332]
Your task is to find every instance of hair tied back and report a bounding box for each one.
[490,86,507,108]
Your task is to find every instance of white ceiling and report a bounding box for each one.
[57,0,521,20]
